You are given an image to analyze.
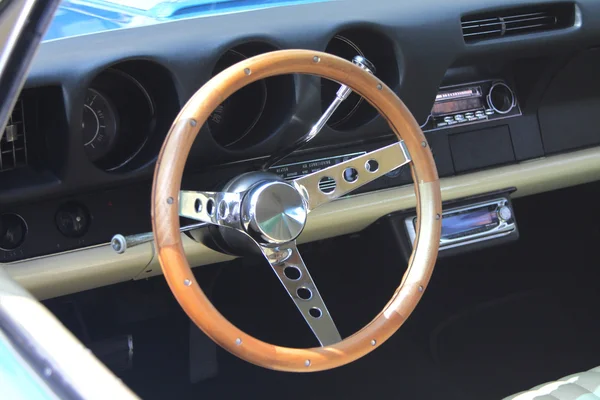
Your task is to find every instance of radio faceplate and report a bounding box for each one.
[405,198,516,251]
[422,79,521,132]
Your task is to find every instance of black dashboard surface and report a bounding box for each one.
[2,0,600,261]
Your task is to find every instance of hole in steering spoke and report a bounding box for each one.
[194,199,203,213]
[309,307,322,319]
[365,159,379,173]
[297,287,312,300]
[318,177,336,194]
[218,200,229,220]
[343,167,359,183]
[283,266,301,281]
[206,199,215,216]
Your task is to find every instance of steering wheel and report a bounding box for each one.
[151,50,441,372]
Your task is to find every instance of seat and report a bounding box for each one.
[505,366,600,400]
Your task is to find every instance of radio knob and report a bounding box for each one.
[55,202,90,238]
[497,205,512,222]
[487,82,516,114]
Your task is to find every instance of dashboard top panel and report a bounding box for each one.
[5,1,599,199]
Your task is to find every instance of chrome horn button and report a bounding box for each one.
[242,181,307,245]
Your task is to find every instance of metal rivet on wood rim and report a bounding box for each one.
[371,339,377,346]
[235,338,242,345]
[305,360,311,367]
[189,119,197,127]
[166,197,174,204]
[418,285,424,292]
[421,141,427,147]
[184,279,192,286]
[435,214,441,220]
[244,68,251,75]
[313,56,320,63]
[377,84,382,90]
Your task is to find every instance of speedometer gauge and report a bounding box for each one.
[82,88,118,162]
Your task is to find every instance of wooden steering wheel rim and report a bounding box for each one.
[151,50,442,372]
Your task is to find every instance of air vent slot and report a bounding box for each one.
[1,98,28,171]
[461,3,576,43]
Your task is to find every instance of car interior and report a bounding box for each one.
[2,0,600,398]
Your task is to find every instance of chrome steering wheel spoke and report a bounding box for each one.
[260,241,342,346]
[292,141,411,211]
[179,190,243,228]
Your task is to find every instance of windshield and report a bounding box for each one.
[45,0,327,41]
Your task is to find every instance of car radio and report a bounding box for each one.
[421,79,521,132]
[404,197,517,253]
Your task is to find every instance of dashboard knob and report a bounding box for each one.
[0,214,27,250]
[55,202,90,238]
[486,82,516,114]
[497,205,512,222]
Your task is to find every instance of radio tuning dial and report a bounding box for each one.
[487,82,516,115]
[497,205,512,222]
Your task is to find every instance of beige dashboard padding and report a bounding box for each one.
[6,241,154,300]
[4,145,600,300]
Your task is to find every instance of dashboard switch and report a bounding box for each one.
[0,214,27,250]
[55,202,90,238]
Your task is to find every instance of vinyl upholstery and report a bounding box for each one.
[505,367,600,400]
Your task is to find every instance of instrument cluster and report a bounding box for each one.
[82,61,179,172]
[207,42,295,150]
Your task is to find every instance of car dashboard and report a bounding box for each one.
[2,0,600,299]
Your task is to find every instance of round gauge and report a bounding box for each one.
[208,49,267,148]
[82,88,118,162]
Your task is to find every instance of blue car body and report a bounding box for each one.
[0,331,54,400]
[45,0,328,41]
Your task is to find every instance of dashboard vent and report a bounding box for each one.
[0,98,28,171]
[461,3,576,43]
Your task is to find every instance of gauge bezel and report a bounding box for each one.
[84,66,159,172]
[82,88,119,162]
[321,29,399,131]
[208,49,268,148]
[207,42,295,151]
